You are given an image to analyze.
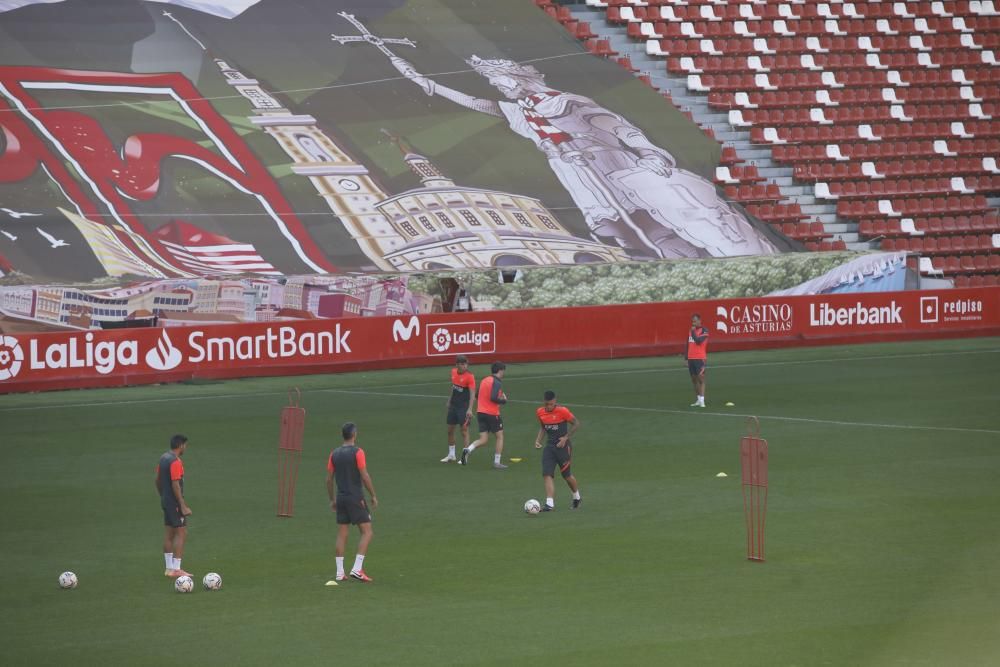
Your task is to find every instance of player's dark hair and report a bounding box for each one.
[455,355,468,364]
[491,361,506,374]
[543,390,556,401]
[170,434,188,450]
[342,422,357,441]
[692,313,701,320]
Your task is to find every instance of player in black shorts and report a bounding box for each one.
[442,355,475,463]
[154,434,192,578]
[327,422,378,582]
[534,391,582,511]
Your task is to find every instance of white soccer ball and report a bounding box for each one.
[202,572,222,591]
[524,499,541,515]
[58,571,78,589]
[175,575,194,593]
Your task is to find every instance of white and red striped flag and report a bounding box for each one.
[153,220,281,277]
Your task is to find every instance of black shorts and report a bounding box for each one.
[336,497,372,525]
[447,403,471,426]
[477,412,503,434]
[688,359,706,376]
[542,442,573,478]
[162,504,186,528]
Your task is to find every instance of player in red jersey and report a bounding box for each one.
[686,313,709,407]
[534,390,582,510]
[461,361,508,469]
[441,355,475,463]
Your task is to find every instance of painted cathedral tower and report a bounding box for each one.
[215,59,400,270]
[215,61,626,271]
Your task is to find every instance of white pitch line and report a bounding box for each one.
[343,346,1000,390]
[0,346,997,415]
[312,388,1000,436]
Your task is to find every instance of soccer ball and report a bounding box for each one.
[524,499,541,515]
[202,572,223,591]
[174,575,194,593]
[58,572,78,589]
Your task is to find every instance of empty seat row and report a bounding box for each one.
[709,85,998,109]
[858,213,1000,237]
[772,139,1000,163]
[754,120,1000,144]
[744,202,807,222]
[723,183,783,202]
[803,239,850,251]
[837,195,991,218]
[795,156,996,180]
[816,175,1000,198]
[929,254,1000,273]
[953,274,1000,287]
[882,234,998,253]
[778,221,830,241]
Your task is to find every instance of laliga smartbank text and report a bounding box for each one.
[22,324,352,376]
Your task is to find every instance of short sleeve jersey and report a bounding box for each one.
[477,375,504,416]
[686,326,709,360]
[328,445,367,500]
[536,405,576,447]
[449,368,476,407]
[156,452,184,507]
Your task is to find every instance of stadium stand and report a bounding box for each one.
[541,0,1000,282]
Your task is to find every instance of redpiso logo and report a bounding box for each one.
[0,335,25,381]
[426,321,496,357]
[921,295,983,324]
[715,303,793,335]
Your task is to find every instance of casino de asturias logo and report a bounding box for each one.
[0,335,25,381]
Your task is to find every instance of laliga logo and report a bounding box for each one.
[431,328,452,352]
[0,335,24,381]
[145,329,183,371]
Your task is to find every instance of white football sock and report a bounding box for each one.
[174,558,182,571]
[494,453,501,465]
[546,497,554,508]
[336,557,344,576]
[448,445,456,457]
[572,490,581,500]
[164,552,173,569]
[466,443,476,452]
[352,554,365,573]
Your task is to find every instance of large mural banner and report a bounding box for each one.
[0,0,793,286]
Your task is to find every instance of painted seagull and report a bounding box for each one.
[36,227,70,248]
[1,230,17,241]
[1,207,43,219]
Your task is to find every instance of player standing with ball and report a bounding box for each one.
[534,391,582,511]
[155,434,192,578]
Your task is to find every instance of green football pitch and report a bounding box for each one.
[2,337,999,666]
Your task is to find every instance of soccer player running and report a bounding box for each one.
[686,313,709,407]
[327,422,378,582]
[155,434,192,578]
[461,361,508,469]
[534,391,582,511]
[441,355,475,463]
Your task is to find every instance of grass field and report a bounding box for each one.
[2,337,999,666]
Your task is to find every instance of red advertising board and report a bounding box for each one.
[1,287,998,394]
